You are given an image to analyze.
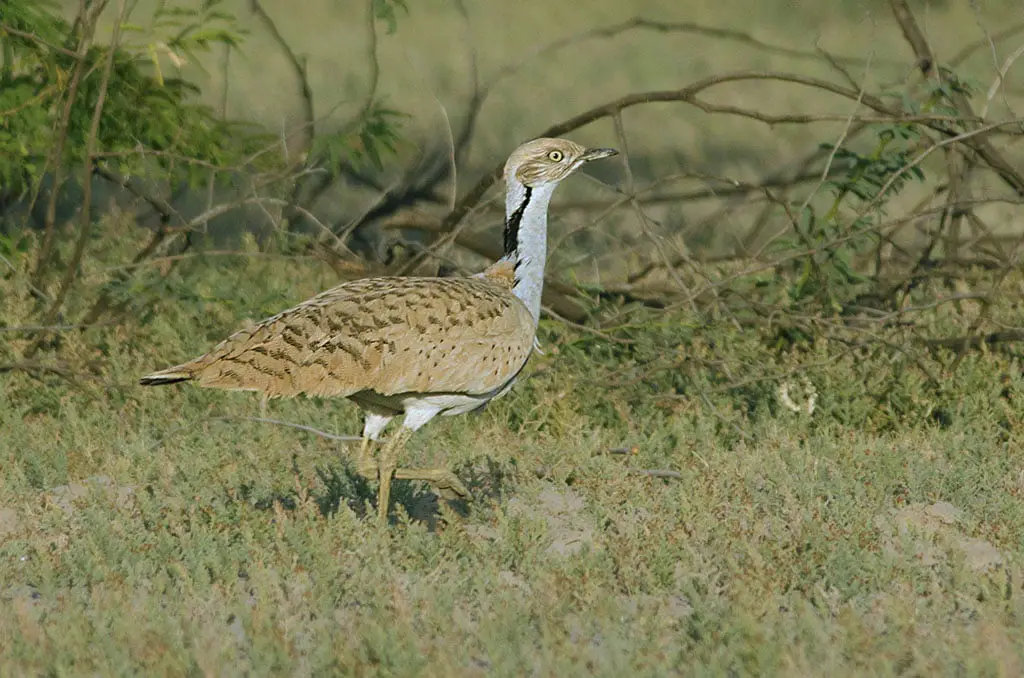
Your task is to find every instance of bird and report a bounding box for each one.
[139,137,617,523]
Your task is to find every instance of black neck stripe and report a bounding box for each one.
[503,186,532,258]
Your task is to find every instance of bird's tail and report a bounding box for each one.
[139,363,196,386]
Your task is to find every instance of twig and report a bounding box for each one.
[483,16,892,101]
[205,416,362,443]
[377,214,621,321]
[248,0,322,236]
[888,0,1024,197]
[93,249,320,276]
[889,0,936,75]
[613,112,691,298]
[861,121,1019,219]
[449,0,483,168]
[357,0,381,125]
[798,53,872,219]
[0,83,60,118]
[80,164,186,325]
[949,21,1024,67]
[981,43,1024,119]
[0,250,52,303]
[249,0,314,158]
[0,361,98,391]
[0,23,84,59]
[436,101,458,211]
[93,165,181,226]
[0,322,117,333]
[148,415,361,451]
[925,330,1024,351]
[540,304,637,343]
[435,70,1009,249]
[628,469,684,480]
[343,2,487,271]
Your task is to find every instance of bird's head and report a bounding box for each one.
[504,138,618,188]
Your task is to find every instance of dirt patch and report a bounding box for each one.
[506,483,598,558]
[0,508,21,538]
[45,475,136,515]
[876,501,1004,573]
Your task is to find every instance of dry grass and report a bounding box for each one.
[3,240,1024,675]
[6,1,1024,674]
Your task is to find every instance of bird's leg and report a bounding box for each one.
[354,436,378,481]
[393,467,471,501]
[355,412,391,484]
[376,427,414,524]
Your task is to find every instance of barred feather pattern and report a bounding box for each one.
[140,275,536,402]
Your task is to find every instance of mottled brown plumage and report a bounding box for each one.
[142,276,534,403]
[141,137,617,524]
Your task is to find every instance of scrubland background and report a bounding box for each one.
[2,0,1024,674]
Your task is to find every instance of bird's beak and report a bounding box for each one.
[581,147,618,162]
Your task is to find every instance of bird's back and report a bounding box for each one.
[140,276,536,400]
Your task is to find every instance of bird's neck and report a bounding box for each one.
[500,177,555,327]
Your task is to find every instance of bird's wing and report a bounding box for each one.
[151,276,536,399]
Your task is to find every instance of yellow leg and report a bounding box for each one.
[376,428,413,524]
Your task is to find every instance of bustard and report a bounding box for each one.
[140,138,617,522]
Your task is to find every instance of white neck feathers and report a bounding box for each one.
[501,176,556,327]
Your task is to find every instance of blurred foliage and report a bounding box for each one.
[313,102,406,175]
[0,0,410,336]
[776,71,980,313]
[0,0,277,202]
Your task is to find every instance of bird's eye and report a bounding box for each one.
[547,150,564,162]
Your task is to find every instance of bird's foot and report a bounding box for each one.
[355,459,378,482]
[394,467,472,502]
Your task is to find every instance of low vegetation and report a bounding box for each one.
[2,220,1023,675]
[2,0,1024,674]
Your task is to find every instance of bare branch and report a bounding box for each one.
[29,0,127,357]
[30,0,105,288]
[888,0,1024,196]
[949,21,1024,67]
[248,0,315,158]
[93,164,180,227]
[0,23,83,59]
[436,70,1018,250]
[483,16,895,101]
